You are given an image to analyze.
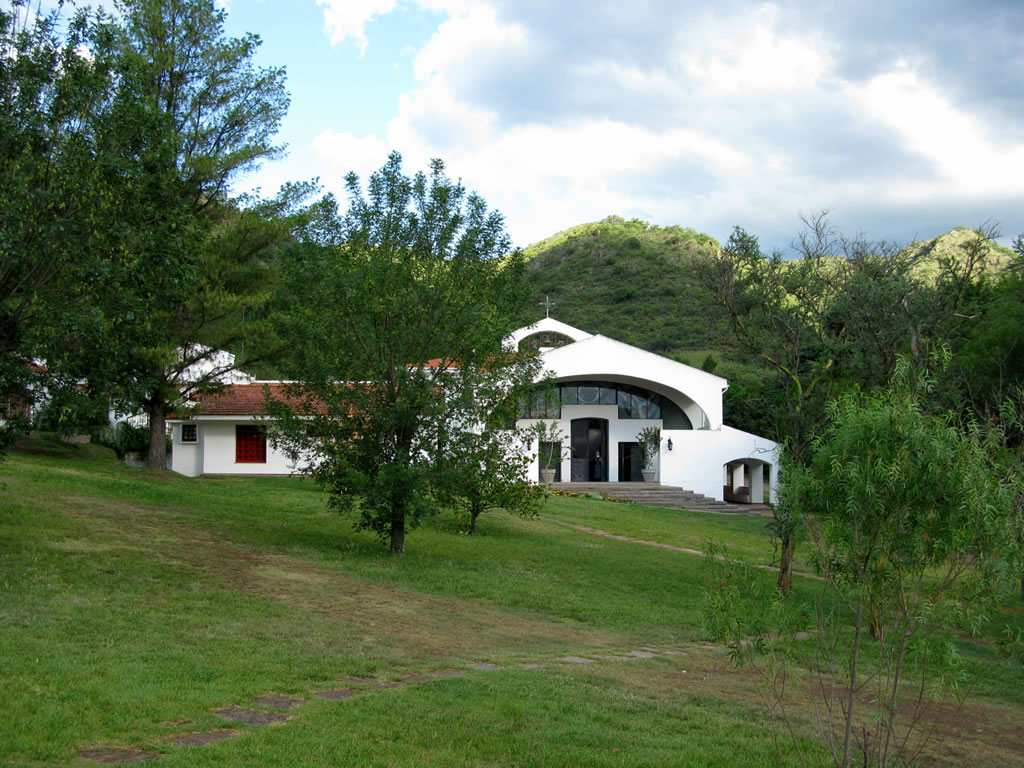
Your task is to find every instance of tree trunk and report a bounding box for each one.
[870,603,883,641]
[390,514,405,554]
[843,598,865,768]
[146,399,167,470]
[469,511,479,535]
[778,532,795,595]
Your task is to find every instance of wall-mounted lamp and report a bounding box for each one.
[667,437,673,451]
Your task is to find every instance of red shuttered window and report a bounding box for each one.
[235,425,267,463]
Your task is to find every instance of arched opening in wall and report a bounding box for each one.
[723,458,771,504]
[518,331,576,352]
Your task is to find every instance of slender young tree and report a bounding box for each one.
[434,359,544,535]
[268,152,536,554]
[694,223,840,593]
[791,358,1021,768]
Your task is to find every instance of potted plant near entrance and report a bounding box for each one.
[531,421,567,485]
[636,426,661,483]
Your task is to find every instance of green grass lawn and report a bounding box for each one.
[1,436,1021,767]
[540,494,818,572]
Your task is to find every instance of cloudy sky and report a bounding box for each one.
[220,0,1023,252]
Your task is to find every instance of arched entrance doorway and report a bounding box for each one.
[570,417,608,481]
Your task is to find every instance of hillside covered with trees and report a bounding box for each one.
[520,217,725,356]
[521,216,1015,361]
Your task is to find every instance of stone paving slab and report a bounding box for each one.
[429,669,467,677]
[639,647,689,656]
[250,693,304,709]
[213,707,288,725]
[313,687,361,701]
[74,747,160,764]
[164,730,236,747]
[70,641,700,765]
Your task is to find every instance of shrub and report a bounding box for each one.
[93,423,150,460]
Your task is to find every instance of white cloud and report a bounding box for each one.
[315,0,399,55]
[681,4,832,95]
[848,65,1024,200]
[287,0,1024,248]
[412,1,527,81]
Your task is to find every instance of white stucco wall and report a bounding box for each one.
[164,320,780,496]
[170,423,203,477]
[513,323,778,501]
[659,426,778,502]
[168,418,299,476]
[198,420,297,475]
[517,415,778,501]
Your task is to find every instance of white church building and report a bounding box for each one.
[167,317,778,504]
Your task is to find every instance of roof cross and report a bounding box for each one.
[539,296,556,318]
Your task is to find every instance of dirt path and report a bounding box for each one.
[540,516,825,582]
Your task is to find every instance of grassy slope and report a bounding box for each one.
[2,438,1022,766]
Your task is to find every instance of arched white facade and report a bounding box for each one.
[510,318,779,502]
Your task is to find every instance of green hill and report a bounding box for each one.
[520,216,723,356]
[904,226,1016,279]
[519,218,1017,362]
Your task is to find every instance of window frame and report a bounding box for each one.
[180,423,198,443]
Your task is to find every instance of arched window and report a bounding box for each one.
[520,380,694,429]
[518,331,575,352]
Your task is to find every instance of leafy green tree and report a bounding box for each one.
[268,153,535,554]
[0,2,168,455]
[946,231,1024,419]
[436,429,543,535]
[696,216,1010,594]
[101,0,291,469]
[105,186,312,469]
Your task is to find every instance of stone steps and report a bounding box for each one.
[548,482,772,515]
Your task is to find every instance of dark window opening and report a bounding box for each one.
[235,425,266,463]
[181,424,198,443]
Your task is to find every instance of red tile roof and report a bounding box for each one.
[172,383,320,417]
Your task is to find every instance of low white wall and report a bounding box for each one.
[659,426,778,502]
[200,420,298,476]
[170,423,203,477]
